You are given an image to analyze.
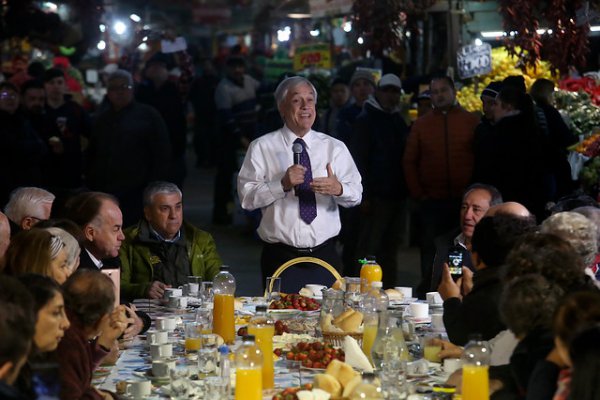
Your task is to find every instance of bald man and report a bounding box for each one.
[485,201,533,219]
[0,212,10,269]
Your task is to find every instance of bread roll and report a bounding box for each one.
[299,288,313,297]
[384,288,404,301]
[337,311,363,333]
[314,374,342,397]
[331,280,343,290]
[342,375,362,397]
[333,309,355,326]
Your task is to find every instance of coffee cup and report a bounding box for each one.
[150,343,173,359]
[426,291,443,305]
[431,313,444,331]
[155,316,177,332]
[443,358,462,374]
[163,288,183,300]
[168,296,188,309]
[394,286,413,299]
[152,359,176,378]
[305,284,326,296]
[125,379,151,399]
[146,329,168,345]
[184,283,199,296]
[409,302,429,319]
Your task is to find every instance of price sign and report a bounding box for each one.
[457,43,492,79]
[293,43,332,71]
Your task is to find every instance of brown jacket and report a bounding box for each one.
[403,105,479,200]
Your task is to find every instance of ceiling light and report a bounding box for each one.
[130,14,141,23]
[113,21,127,35]
[97,40,106,50]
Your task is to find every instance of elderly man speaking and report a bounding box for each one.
[238,77,362,293]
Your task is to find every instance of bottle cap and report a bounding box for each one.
[220,265,230,271]
[242,334,256,342]
[255,305,268,313]
[362,372,376,379]
[366,255,377,262]
[218,345,229,355]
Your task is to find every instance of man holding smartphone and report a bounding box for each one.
[418,183,502,297]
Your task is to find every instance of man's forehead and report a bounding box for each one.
[464,189,492,205]
[152,192,182,205]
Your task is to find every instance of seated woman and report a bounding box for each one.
[4,228,71,284]
[14,275,70,398]
[44,227,81,275]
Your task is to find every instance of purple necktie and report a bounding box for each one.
[294,138,317,224]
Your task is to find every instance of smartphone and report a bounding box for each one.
[447,247,464,281]
[31,362,60,399]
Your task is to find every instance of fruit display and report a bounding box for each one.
[269,294,320,311]
[456,46,555,112]
[271,384,315,400]
[580,157,600,195]
[277,341,345,369]
[572,132,600,158]
[554,90,600,137]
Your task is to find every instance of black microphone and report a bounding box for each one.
[292,142,303,195]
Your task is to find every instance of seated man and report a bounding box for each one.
[0,276,35,400]
[438,214,536,346]
[120,181,222,300]
[3,187,54,235]
[57,269,127,400]
[420,183,502,297]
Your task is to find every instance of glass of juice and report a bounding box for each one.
[421,334,442,363]
[184,322,202,355]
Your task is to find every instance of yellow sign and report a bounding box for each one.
[293,43,332,71]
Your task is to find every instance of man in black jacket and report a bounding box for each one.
[350,74,409,287]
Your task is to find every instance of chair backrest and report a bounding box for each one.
[265,256,343,295]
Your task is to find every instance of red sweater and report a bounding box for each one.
[57,311,109,400]
[403,105,479,200]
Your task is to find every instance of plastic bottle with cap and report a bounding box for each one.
[461,334,491,400]
[212,265,236,344]
[218,345,231,394]
[248,305,275,389]
[234,335,263,400]
[359,255,382,293]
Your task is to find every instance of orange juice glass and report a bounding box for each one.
[235,368,262,400]
[462,365,489,400]
[362,324,378,364]
[248,324,275,389]
[212,294,235,344]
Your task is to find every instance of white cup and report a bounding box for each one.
[431,313,444,331]
[409,302,429,319]
[168,296,188,309]
[146,329,168,345]
[426,291,443,305]
[150,343,173,359]
[186,283,199,295]
[152,359,176,378]
[125,379,152,399]
[394,286,413,299]
[155,316,177,332]
[163,288,183,300]
[305,284,327,296]
[443,358,463,374]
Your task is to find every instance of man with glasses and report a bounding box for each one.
[87,69,171,226]
[3,186,54,235]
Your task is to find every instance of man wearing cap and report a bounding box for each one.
[473,81,502,183]
[238,77,362,293]
[403,75,479,294]
[350,74,409,286]
[42,68,91,191]
[336,69,376,145]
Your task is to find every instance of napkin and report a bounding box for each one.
[343,336,373,372]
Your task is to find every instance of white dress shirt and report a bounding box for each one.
[238,126,362,248]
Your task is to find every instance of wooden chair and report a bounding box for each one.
[265,256,343,296]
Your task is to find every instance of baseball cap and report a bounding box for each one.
[350,69,376,88]
[481,81,503,99]
[378,73,402,90]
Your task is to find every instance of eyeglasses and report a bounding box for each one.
[0,91,17,100]
[107,84,133,92]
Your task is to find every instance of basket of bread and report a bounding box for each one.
[321,308,364,347]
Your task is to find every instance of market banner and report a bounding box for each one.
[309,0,353,17]
[192,5,231,24]
[457,43,492,79]
[293,43,332,71]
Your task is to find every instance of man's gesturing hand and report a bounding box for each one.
[281,165,306,192]
[311,163,342,196]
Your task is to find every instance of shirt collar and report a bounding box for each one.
[454,233,468,249]
[281,125,315,149]
[149,225,181,243]
[85,249,103,269]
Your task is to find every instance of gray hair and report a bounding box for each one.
[274,76,318,109]
[4,187,55,224]
[106,69,133,86]
[45,227,80,269]
[463,183,503,206]
[142,181,182,207]
[48,234,65,260]
[540,211,599,266]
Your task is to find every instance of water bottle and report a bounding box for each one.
[248,305,275,389]
[360,281,389,313]
[349,372,384,399]
[218,345,231,394]
[461,334,491,400]
[212,265,236,344]
[234,335,263,400]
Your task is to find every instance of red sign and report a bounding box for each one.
[192,5,232,24]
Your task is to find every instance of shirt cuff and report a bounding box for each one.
[267,179,286,199]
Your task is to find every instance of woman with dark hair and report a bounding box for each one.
[567,324,600,400]
[14,274,70,398]
[474,86,547,219]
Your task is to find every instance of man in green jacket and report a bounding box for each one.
[120,181,222,300]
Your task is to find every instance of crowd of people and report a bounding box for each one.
[0,50,599,399]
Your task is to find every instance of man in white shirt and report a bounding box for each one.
[238,77,362,292]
